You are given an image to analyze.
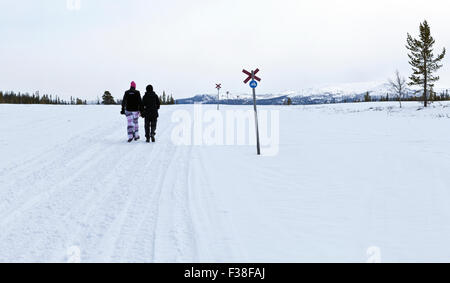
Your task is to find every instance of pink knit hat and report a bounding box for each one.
[131,81,136,88]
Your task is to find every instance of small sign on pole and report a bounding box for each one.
[216,84,221,110]
[243,68,261,155]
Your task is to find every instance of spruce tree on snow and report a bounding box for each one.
[102,91,116,105]
[162,91,166,105]
[285,97,292,105]
[406,20,446,107]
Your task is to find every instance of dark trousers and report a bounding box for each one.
[144,116,158,138]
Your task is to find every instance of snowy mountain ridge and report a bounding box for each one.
[177,82,450,105]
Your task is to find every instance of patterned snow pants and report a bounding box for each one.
[125,111,140,140]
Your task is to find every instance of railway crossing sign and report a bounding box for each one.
[243,69,261,84]
[242,68,262,155]
[216,83,221,110]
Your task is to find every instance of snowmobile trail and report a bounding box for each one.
[0,108,204,262]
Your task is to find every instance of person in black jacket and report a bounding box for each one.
[141,85,161,143]
[121,81,142,142]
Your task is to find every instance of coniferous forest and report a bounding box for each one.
[0,90,178,105]
[0,91,87,105]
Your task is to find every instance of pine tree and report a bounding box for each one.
[406,20,446,107]
[287,97,292,105]
[364,92,372,102]
[102,91,116,105]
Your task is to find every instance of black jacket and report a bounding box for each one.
[122,87,142,112]
[142,91,161,119]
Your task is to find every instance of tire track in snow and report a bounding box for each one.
[1,108,223,262]
[0,130,146,261]
[0,122,119,177]
[187,148,242,262]
[117,143,175,263]
[0,124,121,221]
[110,140,174,262]
[165,145,197,262]
[150,144,197,262]
[50,122,197,263]
[59,125,173,262]
[0,118,159,261]
[0,136,122,228]
[51,142,160,262]
[94,132,174,262]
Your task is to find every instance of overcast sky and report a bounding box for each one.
[1,0,449,100]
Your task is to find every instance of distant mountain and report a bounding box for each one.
[176,82,449,105]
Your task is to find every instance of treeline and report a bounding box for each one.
[102,91,177,105]
[159,91,176,105]
[0,89,179,106]
[360,89,450,103]
[101,90,177,105]
[0,91,87,105]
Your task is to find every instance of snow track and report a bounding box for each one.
[0,106,213,262]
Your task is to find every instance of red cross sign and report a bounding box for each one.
[243,69,261,84]
[216,84,222,90]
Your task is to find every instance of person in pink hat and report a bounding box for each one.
[121,81,142,142]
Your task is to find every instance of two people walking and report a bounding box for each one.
[121,81,161,143]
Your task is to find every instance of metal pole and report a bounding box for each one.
[251,71,261,155]
[217,88,220,110]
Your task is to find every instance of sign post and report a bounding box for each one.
[216,84,221,110]
[243,68,262,155]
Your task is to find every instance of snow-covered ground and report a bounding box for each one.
[1,102,450,263]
